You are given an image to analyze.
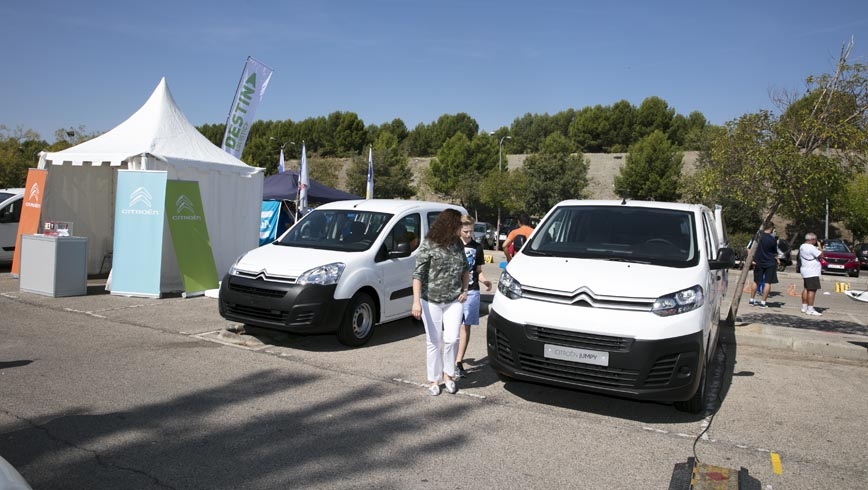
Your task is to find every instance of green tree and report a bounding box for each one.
[480,167,528,222]
[0,126,46,188]
[427,133,473,205]
[694,39,868,321]
[521,133,589,216]
[614,130,683,201]
[346,132,415,199]
[635,96,675,139]
[838,173,868,242]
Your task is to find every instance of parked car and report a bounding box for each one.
[855,243,868,270]
[219,199,467,347]
[473,221,496,249]
[0,188,25,263]
[820,239,860,277]
[488,200,733,413]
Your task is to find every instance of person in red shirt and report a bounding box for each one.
[503,213,534,262]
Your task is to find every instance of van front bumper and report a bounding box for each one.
[218,273,349,334]
[486,309,704,402]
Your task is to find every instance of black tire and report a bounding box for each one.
[848,268,860,278]
[674,363,707,414]
[337,292,376,347]
[777,263,786,272]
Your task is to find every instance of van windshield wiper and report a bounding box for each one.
[604,257,652,265]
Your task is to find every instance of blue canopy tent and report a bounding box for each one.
[262,170,360,202]
[259,171,360,245]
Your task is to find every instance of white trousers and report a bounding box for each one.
[421,299,463,382]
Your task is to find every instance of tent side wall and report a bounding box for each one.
[157,161,263,290]
[40,164,118,275]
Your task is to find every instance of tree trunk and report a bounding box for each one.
[725,202,781,326]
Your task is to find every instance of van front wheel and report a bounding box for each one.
[337,293,376,347]
[674,364,707,414]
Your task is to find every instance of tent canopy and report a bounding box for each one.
[37,78,264,292]
[262,170,360,203]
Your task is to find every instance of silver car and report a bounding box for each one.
[473,221,496,249]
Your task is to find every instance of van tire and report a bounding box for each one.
[337,293,376,347]
[674,364,707,414]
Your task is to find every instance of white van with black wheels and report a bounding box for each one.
[487,200,733,413]
[219,199,467,347]
[0,188,25,264]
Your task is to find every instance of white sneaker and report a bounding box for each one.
[807,309,822,316]
[444,380,458,394]
[800,305,808,313]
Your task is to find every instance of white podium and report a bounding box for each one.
[19,235,88,297]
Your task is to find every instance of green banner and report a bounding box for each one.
[165,181,219,295]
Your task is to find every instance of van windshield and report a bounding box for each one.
[275,209,393,252]
[526,205,699,268]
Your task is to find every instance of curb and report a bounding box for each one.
[732,323,868,363]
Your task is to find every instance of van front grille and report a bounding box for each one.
[527,326,632,352]
[517,353,639,387]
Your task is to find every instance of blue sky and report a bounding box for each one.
[3,0,867,143]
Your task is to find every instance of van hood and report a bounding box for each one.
[506,255,700,298]
[234,243,358,277]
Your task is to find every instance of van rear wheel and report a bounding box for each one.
[337,293,375,347]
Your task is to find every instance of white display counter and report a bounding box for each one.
[19,235,88,297]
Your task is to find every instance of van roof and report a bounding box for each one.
[315,199,466,214]
[554,199,709,213]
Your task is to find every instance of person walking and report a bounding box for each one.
[749,224,780,308]
[503,213,535,262]
[456,215,493,377]
[411,209,471,396]
[798,232,825,316]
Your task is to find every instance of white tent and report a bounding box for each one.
[37,78,264,292]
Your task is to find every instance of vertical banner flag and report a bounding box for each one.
[221,56,273,159]
[165,180,219,296]
[298,141,309,211]
[259,201,281,245]
[11,168,48,276]
[366,145,374,200]
[111,170,167,298]
[278,147,285,174]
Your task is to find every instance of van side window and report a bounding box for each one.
[385,213,421,253]
[0,200,21,224]
[701,213,715,258]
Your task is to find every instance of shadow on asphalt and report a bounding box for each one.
[235,317,426,353]
[736,312,867,336]
[0,369,475,489]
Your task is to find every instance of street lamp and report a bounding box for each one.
[496,135,511,251]
[269,136,295,151]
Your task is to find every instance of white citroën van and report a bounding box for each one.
[219,199,467,347]
[0,188,25,264]
[487,200,734,413]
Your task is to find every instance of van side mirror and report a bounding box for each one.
[388,242,411,259]
[710,247,735,270]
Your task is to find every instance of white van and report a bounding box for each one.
[487,200,733,413]
[0,188,25,263]
[219,199,467,346]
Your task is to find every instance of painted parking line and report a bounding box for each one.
[770,451,783,475]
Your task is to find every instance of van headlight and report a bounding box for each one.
[498,270,523,299]
[297,262,346,286]
[228,255,245,276]
[652,285,704,317]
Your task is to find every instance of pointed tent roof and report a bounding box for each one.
[41,78,260,175]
